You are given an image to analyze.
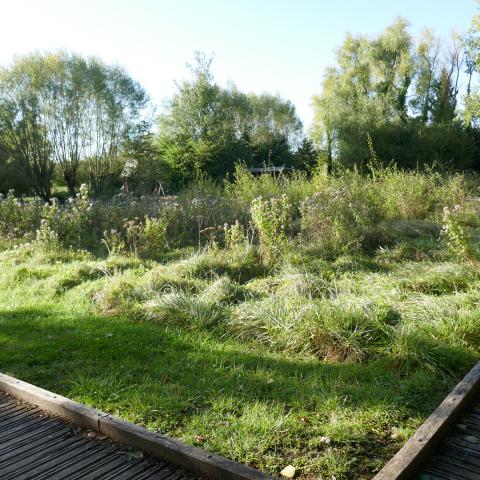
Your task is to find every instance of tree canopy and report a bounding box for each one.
[157,53,311,185]
[311,18,480,173]
[4,7,480,197]
[0,52,151,197]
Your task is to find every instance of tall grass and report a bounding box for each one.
[2,167,480,374]
[0,167,472,259]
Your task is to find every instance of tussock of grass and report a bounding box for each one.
[143,290,225,329]
[141,265,204,294]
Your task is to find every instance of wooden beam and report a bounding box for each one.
[373,361,480,480]
[0,373,276,480]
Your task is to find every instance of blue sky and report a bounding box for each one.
[0,0,477,127]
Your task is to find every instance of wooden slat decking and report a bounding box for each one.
[0,373,274,480]
[374,361,480,480]
[0,392,200,479]
[421,398,480,479]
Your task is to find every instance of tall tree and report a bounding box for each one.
[82,59,151,193]
[0,56,54,199]
[0,52,150,197]
[464,10,480,128]
[410,29,439,124]
[42,53,90,195]
[431,67,457,125]
[311,19,414,169]
[369,18,414,121]
[242,93,304,167]
[157,53,242,183]
[157,53,306,184]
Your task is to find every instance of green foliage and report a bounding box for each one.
[311,20,479,171]
[300,172,381,253]
[0,52,151,198]
[431,67,457,125]
[35,218,60,250]
[0,191,43,240]
[1,172,480,478]
[144,290,224,330]
[157,54,308,188]
[139,216,169,258]
[440,205,476,262]
[250,195,291,265]
[101,229,127,256]
[0,168,471,264]
[223,221,248,251]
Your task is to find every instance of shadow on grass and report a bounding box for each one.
[0,306,458,422]
[2,305,474,478]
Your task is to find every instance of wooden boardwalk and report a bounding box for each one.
[421,398,480,479]
[0,373,272,480]
[374,362,480,480]
[0,392,200,480]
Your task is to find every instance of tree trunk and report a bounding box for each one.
[64,171,76,197]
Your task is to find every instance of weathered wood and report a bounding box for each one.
[373,361,480,480]
[0,373,275,480]
[0,391,199,480]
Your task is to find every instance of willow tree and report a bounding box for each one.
[410,29,440,124]
[311,18,414,170]
[0,52,150,197]
[241,93,304,167]
[0,55,54,199]
[82,59,151,193]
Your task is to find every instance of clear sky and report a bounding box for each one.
[0,0,477,127]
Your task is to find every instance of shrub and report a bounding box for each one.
[36,218,60,250]
[138,215,169,258]
[223,221,249,251]
[300,181,380,253]
[0,191,43,241]
[0,168,476,264]
[440,205,476,262]
[102,229,127,256]
[251,195,291,266]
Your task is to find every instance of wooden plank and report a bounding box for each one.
[0,373,274,480]
[0,392,197,480]
[425,464,478,480]
[64,453,140,480]
[373,361,480,480]
[424,457,480,480]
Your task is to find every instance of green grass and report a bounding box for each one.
[0,241,478,479]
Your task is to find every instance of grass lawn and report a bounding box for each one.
[0,243,476,480]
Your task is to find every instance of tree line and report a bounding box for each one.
[3,10,480,198]
[311,16,480,173]
[0,51,313,198]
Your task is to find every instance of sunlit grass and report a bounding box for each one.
[0,241,478,479]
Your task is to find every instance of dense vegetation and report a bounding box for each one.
[3,7,480,480]
[1,166,480,478]
[311,19,480,173]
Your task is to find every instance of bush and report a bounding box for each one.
[440,205,477,262]
[138,215,169,258]
[0,167,476,264]
[300,174,381,253]
[0,191,43,240]
[251,195,291,265]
